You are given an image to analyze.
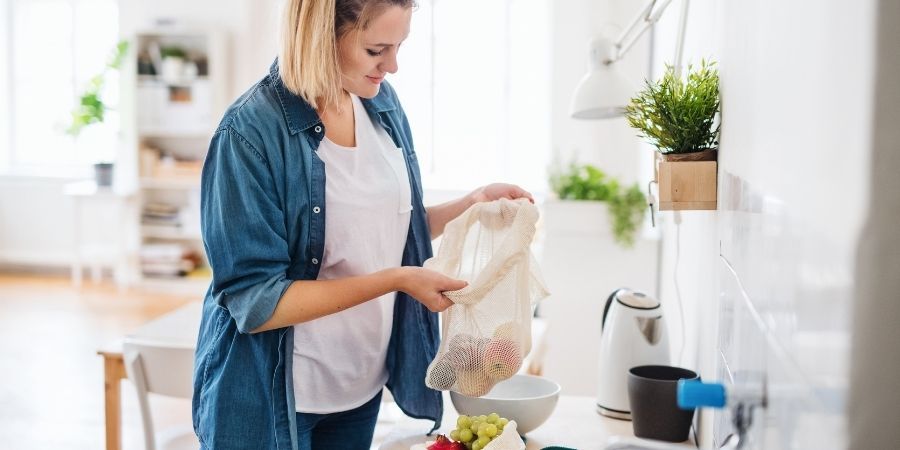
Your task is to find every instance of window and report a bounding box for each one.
[391,0,552,193]
[0,0,118,173]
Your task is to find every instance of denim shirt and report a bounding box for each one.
[192,61,442,449]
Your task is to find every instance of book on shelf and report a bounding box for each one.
[141,202,182,227]
[140,243,203,278]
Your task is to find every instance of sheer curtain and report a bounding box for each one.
[391,0,552,194]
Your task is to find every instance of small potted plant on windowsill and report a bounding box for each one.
[624,59,720,210]
[548,162,646,248]
[67,40,129,187]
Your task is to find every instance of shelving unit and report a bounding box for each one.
[122,28,227,294]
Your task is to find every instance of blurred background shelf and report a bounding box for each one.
[123,27,227,292]
[140,225,202,240]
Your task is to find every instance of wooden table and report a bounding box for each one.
[97,301,202,450]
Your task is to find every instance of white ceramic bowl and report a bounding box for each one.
[449,374,561,434]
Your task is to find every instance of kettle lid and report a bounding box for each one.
[616,289,660,309]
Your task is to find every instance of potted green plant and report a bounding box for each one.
[67,40,129,186]
[624,59,720,210]
[159,45,191,84]
[548,162,646,247]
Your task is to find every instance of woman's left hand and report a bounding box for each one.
[469,183,534,204]
[427,183,535,240]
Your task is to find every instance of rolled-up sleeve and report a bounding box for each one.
[201,126,293,333]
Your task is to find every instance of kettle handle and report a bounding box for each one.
[602,288,626,331]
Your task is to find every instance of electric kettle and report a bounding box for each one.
[596,288,670,419]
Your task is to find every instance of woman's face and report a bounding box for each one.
[337,5,412,99]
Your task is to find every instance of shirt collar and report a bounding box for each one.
[269,59,397,135]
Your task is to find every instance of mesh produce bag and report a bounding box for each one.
[424,198,549,397]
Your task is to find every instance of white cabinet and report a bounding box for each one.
[123,28,227,294]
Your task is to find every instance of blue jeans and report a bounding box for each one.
[295,390,383,450]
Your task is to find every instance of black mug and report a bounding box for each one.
[627,365,699,442]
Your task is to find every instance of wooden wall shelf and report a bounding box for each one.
[656,151,718,211]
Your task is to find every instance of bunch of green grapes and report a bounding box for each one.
[449,413,510,450]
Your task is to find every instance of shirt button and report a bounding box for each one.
[313,206,321,214]
[314,125,322,133]
[311,258,319,265]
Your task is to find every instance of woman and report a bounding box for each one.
[192,0,533,448]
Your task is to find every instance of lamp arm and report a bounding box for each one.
[610,0,657,60]
[609,0,676,63]
[648,0,677,22]
[672,0,691,78]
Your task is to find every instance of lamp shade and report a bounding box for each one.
[569,37,632,120]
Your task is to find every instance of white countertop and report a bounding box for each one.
[374,393,696,450]
[122,302,695,450]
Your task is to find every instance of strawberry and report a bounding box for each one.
[427,434,467,450]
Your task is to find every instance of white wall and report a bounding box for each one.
[536,0,660,396]
[650,1,875,448]
[550,0,649,183]
[538,201,659,396]
[0,177,77,266]
[847,1,900,447]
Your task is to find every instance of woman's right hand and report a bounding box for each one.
[394,267,467,312]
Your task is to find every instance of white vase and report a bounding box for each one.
[160,57,185,84]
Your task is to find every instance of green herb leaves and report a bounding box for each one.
[624,59,720,154]
[67,40,129,136]
[549,163,647,247]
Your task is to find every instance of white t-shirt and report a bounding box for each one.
[292,94,412,413]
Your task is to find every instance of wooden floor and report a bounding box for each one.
[0,272,197,450]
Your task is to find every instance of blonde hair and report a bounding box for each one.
[278,0,415,110]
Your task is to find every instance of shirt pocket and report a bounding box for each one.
[382,146,413,214]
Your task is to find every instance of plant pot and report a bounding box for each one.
[161,56,186,84]
[656,149,717,210]
[94,162,115,187]
[541,199,612,238]
[661,149,718,162]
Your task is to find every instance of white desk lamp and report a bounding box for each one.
[570,0,690,120]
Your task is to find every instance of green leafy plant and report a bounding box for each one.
[67,40,129,136]
[549,162,647,247]
[159,46,187,59]
[624,59,720,154]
